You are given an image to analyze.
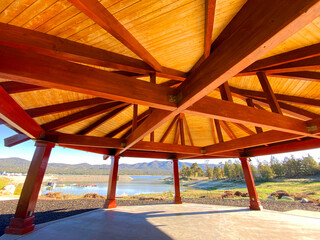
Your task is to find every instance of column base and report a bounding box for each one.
[250,200,263,210]
[174,196,182,204]
[5,216,35,235]
[104,199,117,209]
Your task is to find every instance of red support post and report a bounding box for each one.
[172,159,182,204]
[104,156,120,209]
[5,142,55,235]
[239,157,263,210]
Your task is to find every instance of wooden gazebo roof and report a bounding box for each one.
[1,0,320,160]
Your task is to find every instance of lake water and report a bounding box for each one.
[41,176,179,196]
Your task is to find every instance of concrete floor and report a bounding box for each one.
[1,204,320,240]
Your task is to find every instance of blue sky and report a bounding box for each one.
[0,125,319,165]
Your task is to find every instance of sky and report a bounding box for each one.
[0,125,319,166]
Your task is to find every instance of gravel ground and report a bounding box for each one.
[1,198,319,236]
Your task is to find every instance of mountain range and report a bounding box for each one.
[0,158,218,175]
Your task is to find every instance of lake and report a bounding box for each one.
[41,176,179,196]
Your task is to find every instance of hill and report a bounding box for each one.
[0,158,217,175]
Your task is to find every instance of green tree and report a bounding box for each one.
[206,166,214,179]
[191,163,199,177]
[213,166,222,180]
[301,155,319,176]
[224,162,231,179]
[180,164,192,178]
[258,162,274,181]
[270,156,285,177]
[250,164,258,179]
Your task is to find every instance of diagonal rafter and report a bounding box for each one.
[270,71,320,82]
[27,98,111,118]
[220,121,236,140]
[42,102,127,131]
[0,86,44,139]
[105,110,150,138]
[256,72,282,114]
[0,81,46,94]
[246,98,263,133]
[204,0,216,58]
[181,113,194,146]
[77,104,131,135]
[68,0,162,72]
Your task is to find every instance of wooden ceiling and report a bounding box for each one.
[1,0,320,160]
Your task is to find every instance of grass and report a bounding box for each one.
[0,177,12,190]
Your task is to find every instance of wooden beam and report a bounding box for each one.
[259,56,320,74]
[220,121,237,140]
[209,119,217,144]
[44,132,202,155]
[230,86,320,108]
[77,105,130,135]
[204,0,216,58]
[0,23,185,81]
[0,46,175,110]
[27,98,111,118]
[246,98,263,133]
[132,105,138,131]
[269,71,320,82]
[252,98,320,120]
[0,81,46,94]
[68,0,162,72]
[179,117,185,145]
[246,138,320,157]
[257,72,282,114]
[181,113,194,146]
[205,130,300,155]
[186,97,309,136]
[105,110,150,138]
[244,42,320,72]
[4,134,30,147]
[160,114,180,143]
[174,119,180,145]
[0,86,44,138]
[42,102,126,131]
[214,119,223,143]
[232,123,255,135]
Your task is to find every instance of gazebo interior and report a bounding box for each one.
[1,0,320,235]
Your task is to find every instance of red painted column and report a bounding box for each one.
[5,142,55,235]
[173,159,182,204]
[104,156,120,209]
[239,157,263,210]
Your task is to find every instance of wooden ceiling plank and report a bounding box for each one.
[0,23,185,81]
[181,113,194,146]
[104,110,150,138]
[132,104,138,131]
[256,72,283,114]
[0,46,175,110]
[68,0,162,72]
[4,134,30,147]
[0,81,46,94]
[77,104,131,135]
[204,0,216,58]
[27,98,111,118]
[0,86,44,139]
[42,102,127,131]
